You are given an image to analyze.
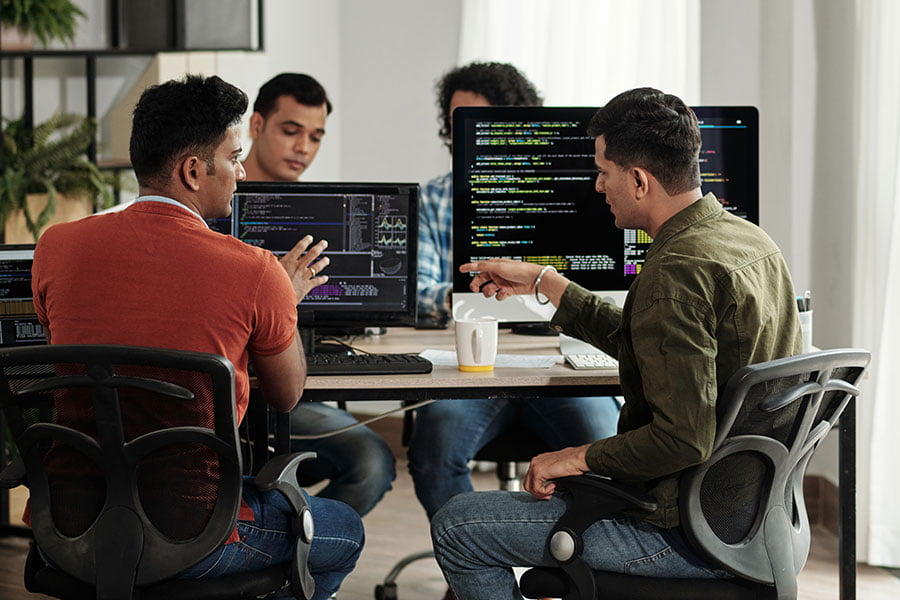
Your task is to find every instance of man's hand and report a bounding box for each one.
[459,259,570,306]
[523,444,592,500]
[279,235,330,302]
[459,259,542,300]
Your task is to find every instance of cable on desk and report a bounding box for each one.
[287,398,436,440]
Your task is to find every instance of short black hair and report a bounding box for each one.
[130,74,248,187]
[587,87,701,196]
[253,73,333,117]
[436,61,542,148]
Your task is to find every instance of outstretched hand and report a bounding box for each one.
[459,259,543,300]
[523,445,592,500]
[280,235,330,303]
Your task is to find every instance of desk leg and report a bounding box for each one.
[276,411,291,456]
[839,400,856,600]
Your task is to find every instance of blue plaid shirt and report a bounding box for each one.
[417,171,453,325]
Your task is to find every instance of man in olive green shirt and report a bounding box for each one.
[430,87,802,600]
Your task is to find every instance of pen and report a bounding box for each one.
[796,297,805,312]
[804,290,811,311]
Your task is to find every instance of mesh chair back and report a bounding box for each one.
[680,348,869,587]
[0,345,242,594]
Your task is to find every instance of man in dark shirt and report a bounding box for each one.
[430,87,801,600]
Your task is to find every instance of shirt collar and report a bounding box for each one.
[133,195,210,228]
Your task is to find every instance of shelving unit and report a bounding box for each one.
[0,0,264,166]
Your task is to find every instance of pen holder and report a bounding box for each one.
[798,310,813,354]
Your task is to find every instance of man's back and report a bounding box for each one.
[32,200,298,420]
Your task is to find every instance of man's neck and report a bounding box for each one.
[646,188,703,238]
[241,152,276,182]
[138,186,204,219]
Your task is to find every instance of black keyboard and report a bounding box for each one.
[306,352,433,376]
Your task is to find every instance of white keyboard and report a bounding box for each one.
[564,352,619,370]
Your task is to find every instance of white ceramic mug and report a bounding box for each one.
[455,317,499,372]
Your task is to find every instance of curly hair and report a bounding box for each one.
[436,61,542,148]
[588,87,701,195]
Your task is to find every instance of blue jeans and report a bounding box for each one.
[180,486,364,600]
[431,491,730,600]
[288,402,395,516]
[407,397,620,519]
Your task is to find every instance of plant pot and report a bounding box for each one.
[0,24,35,51]
[4,193,94,243]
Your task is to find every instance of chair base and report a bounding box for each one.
[519,567,778,600]
[24,543,292,600]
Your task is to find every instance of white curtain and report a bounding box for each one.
[458,0,700,106]
[855,0,900,568]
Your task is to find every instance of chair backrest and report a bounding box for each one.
[0,344,243,597]
[680,348,870,595]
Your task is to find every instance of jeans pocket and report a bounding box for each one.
[193,540,275,578]
[623,545,676,576]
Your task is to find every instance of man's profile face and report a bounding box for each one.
[201,126,245,219]
[248,95,328,181]
[594,136,639,230]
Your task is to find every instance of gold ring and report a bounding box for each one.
[309,267,317,278]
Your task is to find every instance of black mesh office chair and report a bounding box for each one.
[375,410,551,600]
[0,344,315,600]
[518,348,870,600]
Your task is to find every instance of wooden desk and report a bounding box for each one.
[300,327,621,403]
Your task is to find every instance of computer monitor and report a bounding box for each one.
[213,181,419,350]
[0,244,47,347]
[451,105,759,322]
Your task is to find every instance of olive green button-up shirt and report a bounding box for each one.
[550,193,801,527]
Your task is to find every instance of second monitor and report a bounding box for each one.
[212,181,419,337]
[451,105,759,322]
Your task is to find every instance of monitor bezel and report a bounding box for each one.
[231,180,420,331]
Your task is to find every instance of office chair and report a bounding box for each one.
[375,412,551,600]
[518,348,870,600]
[0,344,315,600]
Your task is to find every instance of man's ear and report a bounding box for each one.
[249,112,265,140]
[179,155,203,191]
[632,168,651,199]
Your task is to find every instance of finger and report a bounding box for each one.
[301,239,328,265]
[308,256,330,277]
[282,235,314,263]
[469,273,491,293]
[459,262,481,274]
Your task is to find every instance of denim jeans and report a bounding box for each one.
[431,491,730,600]
[180,486,364,600]
[407,397,620,518]
[287,402,396,516]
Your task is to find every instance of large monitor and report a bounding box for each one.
[451,105,759,322]
[211,181,419,347]
[0,244,47,347]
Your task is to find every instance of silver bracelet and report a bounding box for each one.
[533,265,557,305]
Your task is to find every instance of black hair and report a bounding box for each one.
[253,73,333,117]
[129,74,248,187]
[436,61,542,148]
[587,87,701,195]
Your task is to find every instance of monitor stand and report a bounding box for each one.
[298,326,354,355]
[509,322,559,337]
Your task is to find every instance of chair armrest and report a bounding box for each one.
[543,473,658,600]
[0,456,26,489]
[251,451,317,600]
[554,472,658,513]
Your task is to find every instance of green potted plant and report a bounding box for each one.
[1,113,115,242]
[0,0,86,49]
